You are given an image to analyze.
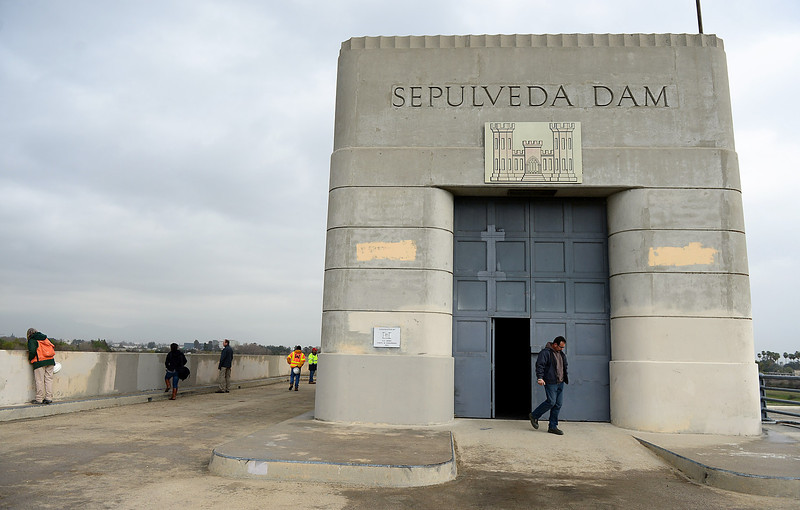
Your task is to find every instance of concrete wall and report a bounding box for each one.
[320,33,761,433]
[0,350,289,407]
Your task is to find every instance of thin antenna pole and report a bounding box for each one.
[696,0,704,34]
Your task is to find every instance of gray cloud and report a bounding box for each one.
[1,0,797,355]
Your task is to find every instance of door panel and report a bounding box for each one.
[454,198,610,421]
[453,318,492,418]
[455,240,487,272]
[568,321,611,420]
[455,280,488,312]
[496,280,528,313]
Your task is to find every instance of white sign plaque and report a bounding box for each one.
[373,327,401,348]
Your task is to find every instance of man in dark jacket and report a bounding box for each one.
[216,339,233,393]
[529,336,569,435]
[27,328,56,405]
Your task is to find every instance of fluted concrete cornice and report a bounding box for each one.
[343,33,722,50]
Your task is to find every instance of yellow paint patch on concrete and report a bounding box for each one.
[648,242,717,267]
[356,240,417,261]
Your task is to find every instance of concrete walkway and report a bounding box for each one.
[207,408,799,498]
[0,376,283,422]
[1,382,798,507]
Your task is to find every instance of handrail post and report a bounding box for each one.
[759,373,770,421]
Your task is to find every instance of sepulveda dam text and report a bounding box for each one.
[391,84,673,108]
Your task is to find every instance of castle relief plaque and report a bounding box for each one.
[485,122,582,184]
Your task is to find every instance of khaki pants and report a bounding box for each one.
[33,365,54,402]
[218,368,231,391]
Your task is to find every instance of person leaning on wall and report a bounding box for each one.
[27,328,56,405]
[164,343,188,400]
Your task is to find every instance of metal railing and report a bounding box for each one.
[759,373,800,424]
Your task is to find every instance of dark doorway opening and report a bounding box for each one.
[494,318,531,419]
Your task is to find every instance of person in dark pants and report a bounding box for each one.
[286,345,305,391]
[164,343,188,400]
[529,336,569,435]
[216,339,233,393]
[307,348,318,384]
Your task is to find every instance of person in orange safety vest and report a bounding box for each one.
[286,345,306,391]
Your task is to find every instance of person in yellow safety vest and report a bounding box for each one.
[307,348,318,384]
[286,345,306,391]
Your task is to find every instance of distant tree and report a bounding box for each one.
[193,340,200,351]
[757,350,792,373]
[90,339,111,352]
[261,345,291,355]
[0,336,25,350]
[786,351,800,370]
[147,341,156,349]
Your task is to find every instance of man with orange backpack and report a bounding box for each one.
[286,345,306,391]
[27,328,56,405]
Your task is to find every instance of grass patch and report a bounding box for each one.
[765,389,800,405]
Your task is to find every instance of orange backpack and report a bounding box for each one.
[34,338,56,362]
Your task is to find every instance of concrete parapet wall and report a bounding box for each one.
[0,350,289,406]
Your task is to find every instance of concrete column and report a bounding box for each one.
[607,188,761,435]
[315,186,454,425]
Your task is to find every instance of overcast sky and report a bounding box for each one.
[1,1,798,355]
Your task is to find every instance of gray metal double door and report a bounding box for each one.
[453,198,610,420]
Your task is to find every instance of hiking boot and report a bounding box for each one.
[42,399,52,404]
[529,413,539,429]
[30,399,42,405]
[547,427,564,435]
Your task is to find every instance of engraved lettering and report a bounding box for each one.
[644,85,669,107]
[390,84,672,108]
[482,86,504,106]
[552,85,573,106]
[508,86,521,106]
[528,86,547,106]
[471,86,484,106]
[446,86,465,107]
[410,86,423,107]
[617,85,639,106]
[594,85,613,106]
[392,86,405,107]
[429,86,443,107]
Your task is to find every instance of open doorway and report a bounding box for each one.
[494,318,531,419]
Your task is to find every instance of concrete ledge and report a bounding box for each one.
[0,377,285,422]
[209,412,457,487]
[636,437,800,499]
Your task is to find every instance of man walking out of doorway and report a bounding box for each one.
[529,336,568,435]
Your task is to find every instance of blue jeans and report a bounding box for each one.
[308,369,316,383]
[531,382,564,429]
[290,369,301,388]
[165,370,180,389]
